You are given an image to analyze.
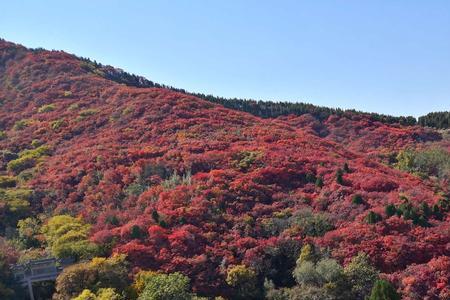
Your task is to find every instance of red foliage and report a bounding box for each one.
[0,40,448,298]
[386,256,450,300]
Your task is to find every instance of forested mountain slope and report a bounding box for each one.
[0,40,448,299]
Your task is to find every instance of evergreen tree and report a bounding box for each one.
[343,162,350,173]
[336,169,344,185]
[385,204,397,217]
[368,279,400,300]
[352,194,364,205]
[366,211,382,224]
[315,176,324,188]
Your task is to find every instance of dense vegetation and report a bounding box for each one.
[0,39,449,299]
[419,111,450,129]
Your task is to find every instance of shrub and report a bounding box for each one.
[6,156,35,174]
[232,151,262,171]
[125,182,148,196]
[0,150,18,163]
[0,131,6,140]
[73,289,97,300]
[63,91,72,97]
[68,103,79,111]
[73,288,122,300]
[16,169,34,182]
[0,176,16,188]
[13,119,31,130]
[51,119,65,130]
[161,170,191,190]
[38,104,56,113]
[0,188,32,231]
[79,109,98,117]
[122,107,134,115]
[31,139,43,148]
[290,209,334,237]
[7,145,51,174]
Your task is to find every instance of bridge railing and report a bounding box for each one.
[11,257,74,284]
[11,257,75,300]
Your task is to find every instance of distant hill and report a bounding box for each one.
[76,52,450,129]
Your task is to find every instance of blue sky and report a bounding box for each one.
[2,1,450,117]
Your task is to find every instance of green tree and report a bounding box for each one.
[0,188,32,232]
[17,217,41,248]
[41,215,99,260]
[315,258,344,284]
[293,254,350,299]
[286,285,333,300]
[384,204,397,218]
[293,261,320,286]
[137,271,192,300]
[420,202,431,217]
[368,280,400,300]
[290,209,334,237]
[297,244,316,265]
[263,279,288,300]
[73,288,123,300]
[344,252,379,300]
[396,147,450,180]
[54,254,129,300]
[226,265,259,299]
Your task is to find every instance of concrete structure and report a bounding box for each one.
[11,257,73,300]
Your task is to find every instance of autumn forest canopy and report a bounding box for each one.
[0,39,449,299]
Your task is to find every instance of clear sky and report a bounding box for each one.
[2,1,450,117]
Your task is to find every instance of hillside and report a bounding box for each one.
[0,40,449,299]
